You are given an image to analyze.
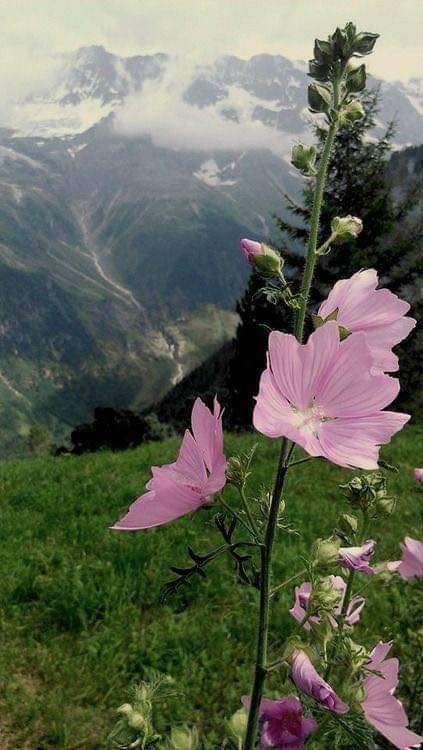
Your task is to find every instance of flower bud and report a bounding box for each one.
[117,703,133,717]
[310,576,343,611]
[339,513,358,535]
[228,707,248,743]
[312,536,341,568]
[308,59,331,82]
[170,725,199,750]
[313,39,333,64]
[352,32,379,56]
[346,64,366,92]
[129,711,146,731]
[240,238,263,265]
[291,143,317,175]
[252,244,282,277]
[331,215,363,244]
[374,495,396,515]
[339,100,365,125]
[332,27,349,60]
[308,83,332,114]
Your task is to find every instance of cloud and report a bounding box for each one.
[113,58,301,155]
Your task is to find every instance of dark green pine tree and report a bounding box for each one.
[225,88,422,429]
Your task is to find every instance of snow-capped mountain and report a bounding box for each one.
[12,46,423,147]
[0,46,422,456]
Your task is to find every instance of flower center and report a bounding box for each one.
[290,403,328,435]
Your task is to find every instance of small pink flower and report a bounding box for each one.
[318,269,416,372]
[361,642,422,749]
[241,695,317,749]
[339,540,376,574]
[241,238,264,264]
[253,321,409,469]
[112,397,227,530]
[414,468,423,481]
[388,537,423,580]
[290,576,365,629]
[291,649,349,714]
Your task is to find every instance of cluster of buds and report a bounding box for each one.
[109,675,175,749]
[309,575,343,615]
[226,446,257,490]
[340,473,396,516]
[307,23,378,122]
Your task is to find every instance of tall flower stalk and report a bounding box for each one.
[110,22,421,750]
[243,49,343,750]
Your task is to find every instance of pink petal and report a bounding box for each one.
[174,429,208,484]
[317,412,409,469]
[111,486,203,530]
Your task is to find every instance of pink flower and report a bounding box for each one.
[253,321,409,469]
[241,238,264,264]
[339,540,376,574]
[290,576,365,629]
[414,468,423,481]
[241,695,317,749]
[291,649,349,714]
[388,537,423,580]
[361,642,422,749]
[112,398,227,530]
[318,269,416,372]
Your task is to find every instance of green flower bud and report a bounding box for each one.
[308,59,331,82]
[308,83,332,114]
[117,703,133,717]
[252,243,282,277]
[344,638,369,671]
[291,143,317,175]
[339,100,366,125]
[339,513,358,535]
[332,27,349,61]
[170,725,199,750]
[311,576,343,611]
[352,32,379,56]
[228,708,248,743]
[129,711,146,731]
[331,215,363,244]
[313,39,333,64]
[375,495,396,515]
[312,536,341,568]
[346,64,366,92]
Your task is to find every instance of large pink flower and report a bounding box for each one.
[414,468,423,481]
[291,649,349,714]
[318,269,416,372]
[242,695,317,749]
[388,537,423,580]
[290,575,365,629]
[361,642,422,749]
[253,321,409,469]
[112,398,227,530]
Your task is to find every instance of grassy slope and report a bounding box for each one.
[0,426,422,748]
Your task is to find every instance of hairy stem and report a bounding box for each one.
[243,79,341,749]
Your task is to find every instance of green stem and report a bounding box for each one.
[270,568,307,598]
[243,77,341,750]
[239,486,260,539]
[294,87,340,342]
[324,569,355,681]
[243,438,293,749]
[219,497,255,537]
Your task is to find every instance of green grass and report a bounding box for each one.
[0,427,422,748]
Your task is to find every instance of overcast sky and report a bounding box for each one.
[1,0,422,99]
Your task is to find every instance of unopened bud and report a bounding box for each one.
[352,32,379,56]
[291,143,317,175]
[311,576,343,611]
[339,100,365,124]
[312,537,341,568]
[375,496,396,515]
[308,59,331,82]
[117,703,133,717]
[228,708,248,742]
[308,83,332,114]
[346,64,366,92]
[170,725,199,750]
[339,513,358,535]
[129,711,146,731]
[331,215,363,244]
[252,243,282,277]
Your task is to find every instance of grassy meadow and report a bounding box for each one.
[0,426,422,748]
